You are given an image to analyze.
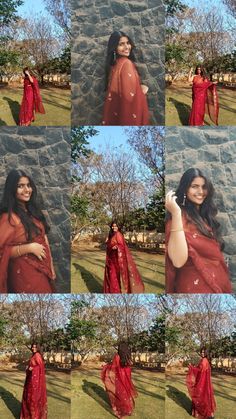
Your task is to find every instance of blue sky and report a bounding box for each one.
[18,0,48,16]
[87,126,133,154]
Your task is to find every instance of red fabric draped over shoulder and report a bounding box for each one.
[0,212,54,293]
[189,76,219,126]
[19,76,45,126]
[186,357,216,419]
[102,57,149,126]
[103,231,144,293]
[165,212,232,293]
[101,353,137,418]
[20,352,47,419]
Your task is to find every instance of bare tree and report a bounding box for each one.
[43,0,71,42]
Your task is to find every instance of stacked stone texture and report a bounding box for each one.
[0,127,71,293]
[166,126,236,290]
[72,0,165,125]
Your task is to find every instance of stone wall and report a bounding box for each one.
[166,126,236,290]
[0,127,71,292]
[72,0,165,125]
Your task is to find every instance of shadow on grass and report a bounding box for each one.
[3,97,20,124]
[82,379,115,416]
[166,385,191,414]
[73,263,103,293]
[0,386,21,418]
[168,98,191,125]
[0,118,7,126]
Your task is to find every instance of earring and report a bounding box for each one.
[113,51,116,61]
[182,194,186,206]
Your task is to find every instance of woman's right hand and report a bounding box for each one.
[165,190,181,215]
[29,243,46,260]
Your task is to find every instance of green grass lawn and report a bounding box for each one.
[0,369,70,419]
[166,371,236,419]
[72,366,164,419]
[0,85,71,126]
[71,247,165,294]
[166,84,236,126]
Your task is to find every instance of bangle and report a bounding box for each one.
[170,229,184,232]
[17,245,22,257]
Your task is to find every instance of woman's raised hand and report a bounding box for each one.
[30,243,46,260]
[165,190,181,215]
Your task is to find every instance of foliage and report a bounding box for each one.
[45,46,71,74]
[0,0,23,26]
[71,126,97,164]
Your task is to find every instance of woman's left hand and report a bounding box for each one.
[112,245,118,250]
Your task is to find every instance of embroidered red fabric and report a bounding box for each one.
[20,352,47,419]
[189,76,219,126]
[103,231,145,293]
[19,77,45,126]
[0,213,54,293]
[102,57,149,126]
[186,357,216,419]
[165,213,232,293]
[101,353,137,418]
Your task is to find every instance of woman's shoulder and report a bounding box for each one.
[0,212,21,226]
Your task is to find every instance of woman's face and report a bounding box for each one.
[201,349,206,358]
[196,67,201,75]
[31,344,37,353]
[186,176,207,206]
[116,36,131,58]
[112,223,119,232]
[16,176,32,204]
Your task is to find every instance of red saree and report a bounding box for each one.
[20,352,47,419]
[0,213,55,293]
[186,357,216,419]
[101,353,137,418]
[189,76,219,126]
[19,76,45,126]
[103,231,144,293]
[165,213,232,293]
[102,57,149,125]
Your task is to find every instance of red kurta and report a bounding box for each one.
[20,352,47,419]
[103,231,144,294]
[186,357,216,419]
[188,75,219,126]
[19,76,45,126]
[102,57,149,126]
[0,212,55,293]
[165,212,232,293]
[101,353,137,418]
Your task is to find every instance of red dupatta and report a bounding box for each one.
[186,357,216,419]
[103,231,145,293]
[189,76,219,126]
[20,352,47,419]
[19,76,45,126]
[102,57,149,126]
[0,212,55,293]
[165,213,232,294]
[101,353,137,418]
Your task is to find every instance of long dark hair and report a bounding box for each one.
[118,341,131,367]
[105,31,135,90]
[167,168,222,244]
[30,342,42,354]
[0,169,50,240]
[108,220,121,240]
[195,64,207,80]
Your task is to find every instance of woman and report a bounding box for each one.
[20,343,47,419]
[165,168,232,293]
[186,347,216,419]
[103,221,144,293]
[102,31,149,125]
[19,67,45,126]
[101,342,137,419]
[188,65,219,126]
[0,169,56,293]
